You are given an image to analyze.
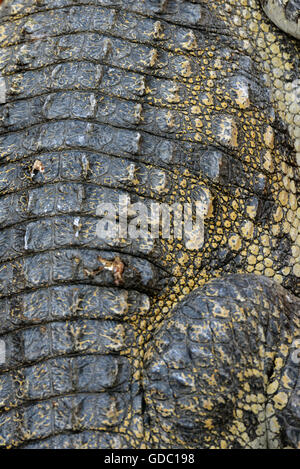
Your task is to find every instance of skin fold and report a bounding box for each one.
[0,0,299,449]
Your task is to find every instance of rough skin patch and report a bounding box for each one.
[0,0,299,449]
[260,0,300,39]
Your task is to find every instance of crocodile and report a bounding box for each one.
[0,0,299,449]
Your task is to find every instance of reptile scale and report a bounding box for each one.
[0,0,299,449]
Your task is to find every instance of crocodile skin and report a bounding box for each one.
[260,0,300,39]
[0,0,299,449]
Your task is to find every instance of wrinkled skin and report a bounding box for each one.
[0,0,299,449]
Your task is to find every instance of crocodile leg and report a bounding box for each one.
[143,274,300,449]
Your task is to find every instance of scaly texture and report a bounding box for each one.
[0,0,299,449]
